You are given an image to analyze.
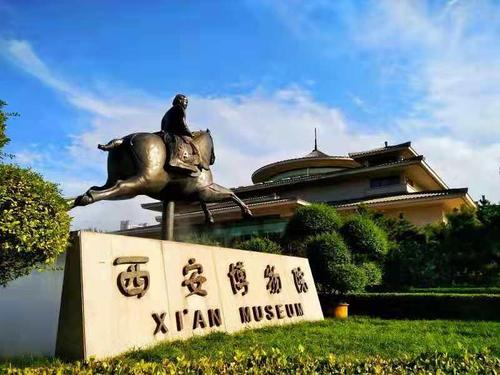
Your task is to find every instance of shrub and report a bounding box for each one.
[425,206,499,286]
[360,262,383,287]
[341,215,389,262]
[179,233,221,247]
[284,204,342,241]
[383,238,437,288]
[333,293,500,321]
[235,237,282,254]
[283,204,342,257]
[306,232,350,287]
[0,164,71,286]
[328,263,367,295]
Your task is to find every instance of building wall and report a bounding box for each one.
[280,178,370,202]
[383,205,445,226]
[274,175,417,203]
[0,256,65,356]
[339,203,446,227]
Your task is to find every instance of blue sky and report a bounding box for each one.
[1,0,499,229]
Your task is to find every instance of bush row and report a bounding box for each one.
[408,287,500,295]
[4,351,498,374]
[320,293,500,321]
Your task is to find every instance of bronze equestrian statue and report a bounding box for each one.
[71,94,253,224]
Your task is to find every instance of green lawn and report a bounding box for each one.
[2,317,499,370]
[123,317,499,363]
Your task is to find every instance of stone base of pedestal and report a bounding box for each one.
[55,231,323,360]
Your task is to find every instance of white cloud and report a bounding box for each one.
[267,0,500,200]
[14,149,44,165]
[2,32,500,234]
[355,1,500,141]
[1,38,387,230]
[0,39,147,118]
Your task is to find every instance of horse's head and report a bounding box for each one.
[193,130,215,167]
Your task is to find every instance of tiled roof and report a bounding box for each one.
[152,196,307,222]
[349,141,412,158]
[303,149,331,158]
[236,155,424,193]
[330,188,469,208]
[142,194,282,212]
[178,194,283,213]
[174,197,304,219]
[251,149,356,183]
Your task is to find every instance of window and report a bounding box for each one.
[370,175,400,188]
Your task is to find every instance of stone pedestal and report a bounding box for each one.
[56,231,323,360]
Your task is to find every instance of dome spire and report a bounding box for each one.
[314,128,318,151]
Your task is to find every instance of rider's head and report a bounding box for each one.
[173,94,188,109]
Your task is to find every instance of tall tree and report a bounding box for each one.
[0,100,16,159]
[0,100,71,286]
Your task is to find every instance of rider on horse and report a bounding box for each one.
[160,94,202,174]
[98,94,204,175]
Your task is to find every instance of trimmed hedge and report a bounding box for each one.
[328,263,368,294]
[320,293,500,321]
[409,287,500,294]
[2,351,498,374]
[284,203,342,241]
[307,232,350,289]
[341,215,389,262]
[360,262,383,287]
[235,237,282,254]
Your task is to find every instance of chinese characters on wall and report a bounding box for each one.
[113,256,150,298]
[113,255,311,335]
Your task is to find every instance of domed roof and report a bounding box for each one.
[251,146,360,184]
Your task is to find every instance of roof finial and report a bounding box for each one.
[314,128,318,151]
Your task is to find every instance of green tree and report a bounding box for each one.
[340,214,389,263]
[306,232,351,289]
[0,101,71,286]
[360,261,383,288]
[328,263,368,295]
[235,237,282,254]
[284,204,342,240]
[0,164,71,286]
[283,204,342,256]
[432,207,498,285]
[0,100,15,159]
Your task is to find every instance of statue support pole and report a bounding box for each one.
[161,201,175,241]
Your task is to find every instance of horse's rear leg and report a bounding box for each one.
[74,175,148,206]
[198,183,253,221]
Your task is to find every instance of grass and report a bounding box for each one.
[2,317,499,370]
[122,317,499,362]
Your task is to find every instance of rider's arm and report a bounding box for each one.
[178,108,193,137]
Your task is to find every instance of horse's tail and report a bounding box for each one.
[98,138,125,152]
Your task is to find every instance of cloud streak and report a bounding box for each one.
[2,24,500,230]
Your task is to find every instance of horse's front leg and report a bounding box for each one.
[200,200,215,224]
[198,183,253,219]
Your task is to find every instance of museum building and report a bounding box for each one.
[118,140,476,244]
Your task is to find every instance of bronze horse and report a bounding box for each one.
[71,130,253,224]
